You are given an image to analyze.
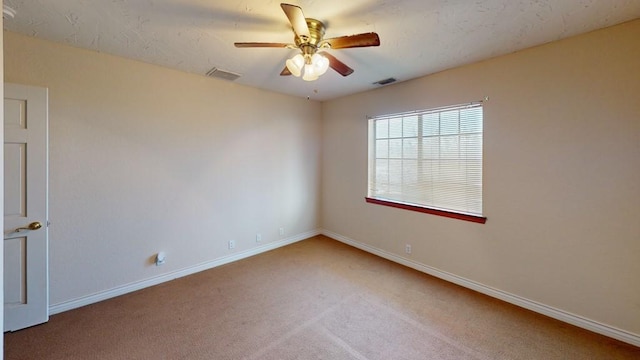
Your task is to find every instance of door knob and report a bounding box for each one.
[16,222,43,232]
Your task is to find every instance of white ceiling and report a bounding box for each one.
[3,1,640,101]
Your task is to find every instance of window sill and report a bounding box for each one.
[365,197,487,224]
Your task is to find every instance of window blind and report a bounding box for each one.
[368,102,483,216]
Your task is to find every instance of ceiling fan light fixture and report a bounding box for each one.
[291,52,329,81]
[286,54,305,77]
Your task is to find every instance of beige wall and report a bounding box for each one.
[4,31,321,306]
[321,20,640,336]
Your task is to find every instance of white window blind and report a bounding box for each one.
[368,102,483,216]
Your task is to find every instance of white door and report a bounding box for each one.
[3,83,48,331]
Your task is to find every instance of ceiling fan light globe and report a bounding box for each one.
[303,63,319,81]
[312,53,330,76]
[286,54,305,77]
[285,59,301,77]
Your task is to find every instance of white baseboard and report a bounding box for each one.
[49,229,321,315]
[321,229,640,348]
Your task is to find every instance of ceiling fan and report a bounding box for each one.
[234,3,380,81]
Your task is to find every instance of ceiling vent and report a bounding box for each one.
[206,67,241,81]
[373,77,396,86]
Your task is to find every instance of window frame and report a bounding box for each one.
[366,101,487,224]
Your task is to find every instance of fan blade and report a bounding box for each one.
[323,32,380,49]
[234,42,291,48]
[319,52,354,77]
[281,3,310,41]
[280,66,292,76]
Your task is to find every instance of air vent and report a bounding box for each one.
[206,68,241,81]
[373,77,396,86]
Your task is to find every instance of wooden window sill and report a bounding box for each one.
[365,197,487,224]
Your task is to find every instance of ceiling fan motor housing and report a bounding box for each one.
[295,18,326,51]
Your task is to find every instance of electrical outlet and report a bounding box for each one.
[228,240,236,250]
[405,244,412,254]
[279,227,285,236]
[256,233,262,243]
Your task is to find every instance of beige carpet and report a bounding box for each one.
[5,235,639,359]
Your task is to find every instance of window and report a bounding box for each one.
[367,102,485,223]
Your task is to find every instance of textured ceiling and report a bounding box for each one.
[3,0,640,101]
